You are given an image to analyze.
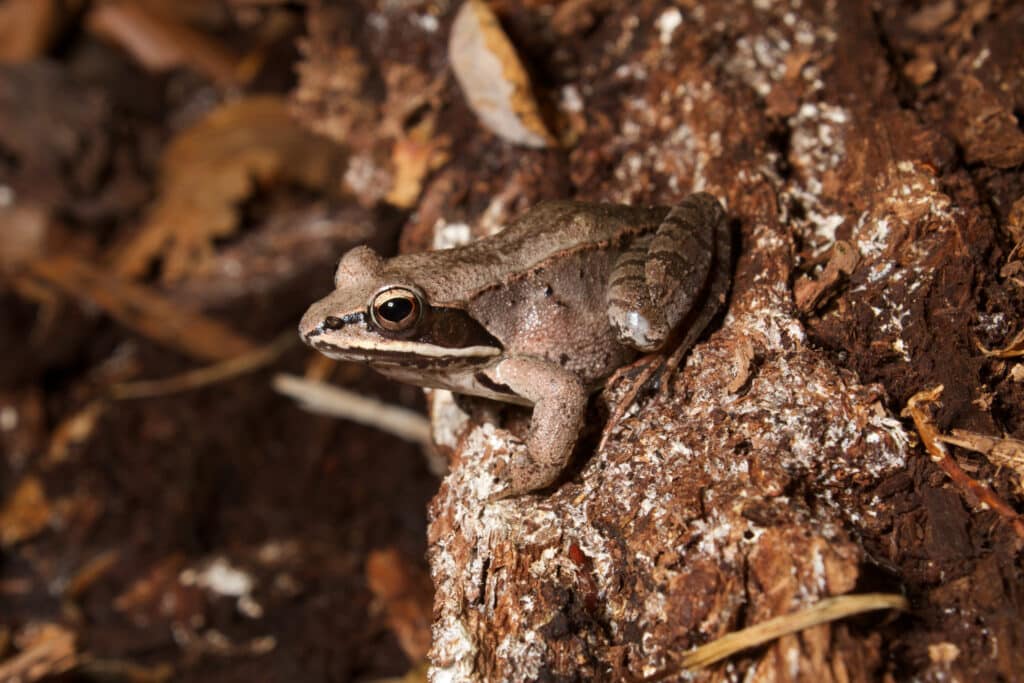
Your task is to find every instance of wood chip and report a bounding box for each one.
[794,240,859,313]
[449,0,555,148]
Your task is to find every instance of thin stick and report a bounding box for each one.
[597,355,664,452]
[272,373,432,446]
[904,386,1024,540]
[109,333,296,400]
[673,593,908,672]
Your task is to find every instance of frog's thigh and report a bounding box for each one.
[491,357,587,495]
[607,192,724,352]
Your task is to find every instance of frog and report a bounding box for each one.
[299,192,731,497]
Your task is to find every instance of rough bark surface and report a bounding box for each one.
[289,0,1024,680]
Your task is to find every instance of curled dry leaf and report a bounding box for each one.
[114,96,346,283]
[449,0,555,148]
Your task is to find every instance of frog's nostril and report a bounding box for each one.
[323,316,345,330]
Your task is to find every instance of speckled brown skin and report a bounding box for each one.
[299,193,730,495]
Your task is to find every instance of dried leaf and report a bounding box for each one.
[86,0,241,84]
[366,548,433,662]
[0,476,51,547]
[0,0,60,63]
[386,116,451,209]
[44,400,107,468]
[0,623,76,683]
[113,96,346,283]
[449,0,556,148]
[28,254,257,362]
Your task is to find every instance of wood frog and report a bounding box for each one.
[299,193,731,496]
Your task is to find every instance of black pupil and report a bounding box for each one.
[379,297,414,323]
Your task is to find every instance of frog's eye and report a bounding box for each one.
[370,287,423,332]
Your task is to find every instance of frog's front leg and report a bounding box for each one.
[607,192,726,351]
[487,356,587,497]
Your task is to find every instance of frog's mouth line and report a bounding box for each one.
[309,338,501,368]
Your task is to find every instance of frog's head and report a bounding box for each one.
[299,245,502,370]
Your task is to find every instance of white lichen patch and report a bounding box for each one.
[432,219,473,250]
[656,7,683,46]
[785,102,855,254]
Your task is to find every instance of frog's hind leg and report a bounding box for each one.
[658,195,732,387]
[607,192,726,352]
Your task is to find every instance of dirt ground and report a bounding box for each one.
[1,1,1022,682]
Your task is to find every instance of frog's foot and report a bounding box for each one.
[482,357,587,499]
[486,444,563,502]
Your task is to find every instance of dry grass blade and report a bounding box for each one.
[27,254,257,362]
[675,593,908,672]
[904,386,1024,539]
[110,333,296,400]
[273,373,431,446]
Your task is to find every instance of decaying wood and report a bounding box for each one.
[283,0,1022,680]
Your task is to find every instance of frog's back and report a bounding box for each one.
[391,201,668,303]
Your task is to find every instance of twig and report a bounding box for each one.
[937,429,1024,494]
[272,373,432,446]
[27,254,256,362]
[672,593,907,672]
[597,355,664,452]
[903,386,1024,540]
[109,333,296,400]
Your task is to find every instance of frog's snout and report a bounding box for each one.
[298,305,324,343]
